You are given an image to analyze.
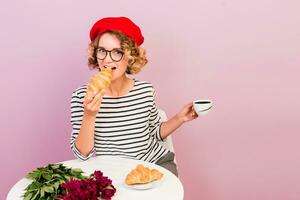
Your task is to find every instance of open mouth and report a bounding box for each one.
[104,65,117,70]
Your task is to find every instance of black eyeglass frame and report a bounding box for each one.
[96,47,124,62]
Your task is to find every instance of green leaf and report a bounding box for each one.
[71,168,83,173]
[31,189,40,200]
[34,181,42,188]
[40,187,45,197]
[43,173,52,181]
[26,171,41,180]
[44,186,54,193]
[50,164,60,169]
[23,192,32,200]
[53,182,60,190]
[64,175,71,180]
[23,163,88,199]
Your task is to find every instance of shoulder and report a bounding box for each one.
[71,85,87,99]
[132,80,158,99]
[134,80,155,91]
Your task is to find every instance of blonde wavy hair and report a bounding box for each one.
[87,31,148,74]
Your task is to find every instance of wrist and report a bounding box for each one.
[83,112,97,120]
[175,113,185,124]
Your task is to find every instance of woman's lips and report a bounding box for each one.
[104,65,117,70]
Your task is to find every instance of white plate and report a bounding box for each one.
[125,178,163,190]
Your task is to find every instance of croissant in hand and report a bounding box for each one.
[125,164,163,185]
[85,67,113,99]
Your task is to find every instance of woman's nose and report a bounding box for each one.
[104,53,113,62]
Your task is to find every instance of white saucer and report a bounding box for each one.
[125,178,163,190]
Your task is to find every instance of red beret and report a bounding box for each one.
[89,17,144,46]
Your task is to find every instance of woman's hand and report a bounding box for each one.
[176,102,198,123]
[160,102,198,139]
[83,89,106,116]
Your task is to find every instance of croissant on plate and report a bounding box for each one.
[85,67,112,99]
[125,164,164,185]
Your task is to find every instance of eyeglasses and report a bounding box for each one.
[96,47,124,62]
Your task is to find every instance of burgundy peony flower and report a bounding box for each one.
[58,170,116,200]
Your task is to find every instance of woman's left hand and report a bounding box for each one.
[176,102,198,123]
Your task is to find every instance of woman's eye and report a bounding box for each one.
[114,50,123,55]
[98,48,106,53]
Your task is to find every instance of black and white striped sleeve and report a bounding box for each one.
[70,89,95,160]
[149,87,164,141]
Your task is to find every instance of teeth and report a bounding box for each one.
[104,65,116,70]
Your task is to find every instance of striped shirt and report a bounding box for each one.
[70,80,169,163]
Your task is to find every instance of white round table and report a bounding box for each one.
[7,156,184,200]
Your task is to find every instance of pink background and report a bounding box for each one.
[1,0,300,199]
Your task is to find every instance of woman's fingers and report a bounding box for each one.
[187,102,198,117]
[84,90,106,114]
[89,90,105,107]
[84,91,97,106]
[84,96,92,106]
[186,102,198,119]
[91,93,104,110]
[192,111,198,118]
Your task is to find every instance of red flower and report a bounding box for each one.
[58,170,116,200]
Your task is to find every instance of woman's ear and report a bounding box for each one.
[126,67,132,74]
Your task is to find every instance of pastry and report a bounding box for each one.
[125,164,163,185]
[85,67,112,99]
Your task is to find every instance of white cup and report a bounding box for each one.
[193,99,213,116]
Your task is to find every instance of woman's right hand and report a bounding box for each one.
[83,89,106,116]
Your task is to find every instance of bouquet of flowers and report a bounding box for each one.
[23,164,116,200]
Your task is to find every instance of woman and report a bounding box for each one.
[70,17,198,176]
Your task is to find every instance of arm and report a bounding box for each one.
[148,85,198,141]
[160,102,198,140]
[70,89,105,160]
[74,114,96,157]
